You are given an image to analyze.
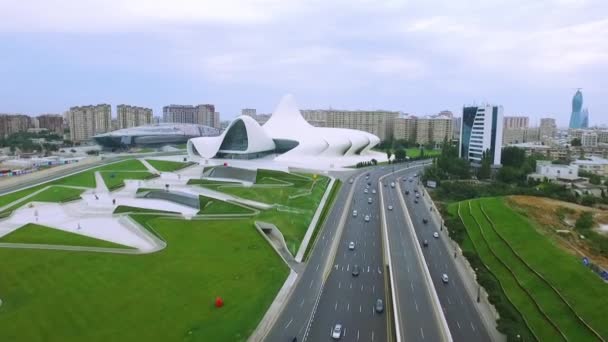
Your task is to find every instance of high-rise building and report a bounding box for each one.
[241,108,257,117]
[162,104,220,129]
[569,89,589,128]
[0,114,33,137]
[459,105,504,165]
[429,115,453,144]
[67,104,111,142]
[503,116,529,129]
[453,117,462,141]
[392,116,417,142]
[581,132,598,147]
[301,109,398,140]
[539,118,557,138]
[37,114,64,135]
[117,105,153,129]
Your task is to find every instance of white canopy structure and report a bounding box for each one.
[187,94,385,170]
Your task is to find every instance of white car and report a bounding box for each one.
[368,197,372,204]
[390,182,395,188]
[388,205,393,210]
[352,210,357,217]
[441,273,449,283]
[332,324,343,339]
[433,232,439,238]
[349,241,355,250]
[372,189,376,194]
[349,178,354,184]
[364,215,370,222]
[364,188,368,194]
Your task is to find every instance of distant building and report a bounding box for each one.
[117,105,153,129]
[301,109,399,141]
[529,160,578,181]
[572,156,608,176]
[67,104,112,142]
[162,104,220,129]
[503,127,541,145]
[569,89,589,128]
[438,110,453,118]
[453,117,462,141]
[581,132,598,147]
[94,123,221,148]
[392,114,453,145]
[540,118,557,138]
[37,114,64,135]
[503,116,529,129]
[241,108,257,117]
[459,105,504,165]
[393,116,416,142]
[0,114,33,137]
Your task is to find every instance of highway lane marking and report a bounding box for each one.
[470,322,476,332]
[407,265,410,273]
[456,321,461,329]
[415,299,419,312]
[447,297,451,305]
[410,281,414,291]
[338,282,341,289]
[377,266,382,274]
[309,280,314,288]
[344,327,347,337]
[420,327,425,339]
[347,264,350,271]
[372,331,375,341]
[335,264,338,270]
[315,264,320,272]
[359,305,362,312]
[347,303,350,311]
[357,329,360,341]
[372,285,375,294]
[350,282,353,289]
[284,318,293,330]
[334,301,338,311]
[361,285,364,292]
[299,299,305,307]
[367,266,370,272]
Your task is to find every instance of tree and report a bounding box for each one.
[386,150,393,161]
[501,147,526,168]
[477,150,492,180]
[496,166,524,184]
[571,138,582,146]
[394,148,406,161]
[589,174,602,185]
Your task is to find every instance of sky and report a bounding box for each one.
[0,0,606,127]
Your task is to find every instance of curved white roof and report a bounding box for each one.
[187,94,381,167]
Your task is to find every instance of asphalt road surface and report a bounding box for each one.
[381,166,444,342]
[399,173,492,342]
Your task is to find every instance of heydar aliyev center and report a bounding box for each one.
[187,94,386,170]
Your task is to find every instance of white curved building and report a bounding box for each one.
[187,95,386,169]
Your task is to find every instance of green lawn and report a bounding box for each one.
[481,197,608,339]
[405,147,440,158]
[0,223,130,249]
[0,216,288,342]
[101,171,155,191]
[187,179,238,185]
[198,196,256,215]
[146,159,192,172]
[113,205,179,215]
[454,197,608,340]
[0,186,86,217]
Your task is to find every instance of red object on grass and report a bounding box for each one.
[215,297,224,308]
[223,162,228,166]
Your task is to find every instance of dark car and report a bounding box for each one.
[375,299,384,313]
[414,199,418,204]
[423,218,428,224]
[405,190,409,195]
[423,240,429,247]
[352,265,360,277]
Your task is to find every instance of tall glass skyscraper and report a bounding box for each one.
[569,89,589,128]
[459,104,504,165]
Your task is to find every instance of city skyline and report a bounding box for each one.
[0,0,606,126]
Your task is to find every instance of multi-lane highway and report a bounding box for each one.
[266,161,495,342]
[381,168,446,342]
[398,174,492,342]
[306,169,388,342]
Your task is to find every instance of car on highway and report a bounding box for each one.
[409,177,413,182]
[383,182,387,187]
[416,193,420,198]
[405,190,409,195]
[414,188,418,193]
[390,182,395,188]
[364,215,370,222]
[422,218,428,224]
[433,232,439,238]
[352,210,357,217]
[388,205,393,210]
[423,240,429,247]
[372,189,376,194]
[352,265,360,277]
[349,241,355,250]
[413,173,418,177]
[368,197,372,204]
[375,299,384,313]
[364,188,368,194]
[349,178,354,184]
[441,273,449,283]
[331,324,343,339]
[414,199,418,204]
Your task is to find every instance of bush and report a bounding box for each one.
[575,211,594,231]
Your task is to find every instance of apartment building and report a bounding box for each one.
[163,104,220,129]
[429,115,453,144]
[241,108,256,117]
[392,114,453,145]
[67,104,111,142]
[37,114,64,135]
[300,109,398,140]
[392,116,416,142]
[0,114,33,137]
[116,105,153,129]
[503,116,529,129]
[503,127,541,145]
[540,118,557,138]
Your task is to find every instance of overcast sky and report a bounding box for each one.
[0,0,606,126]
